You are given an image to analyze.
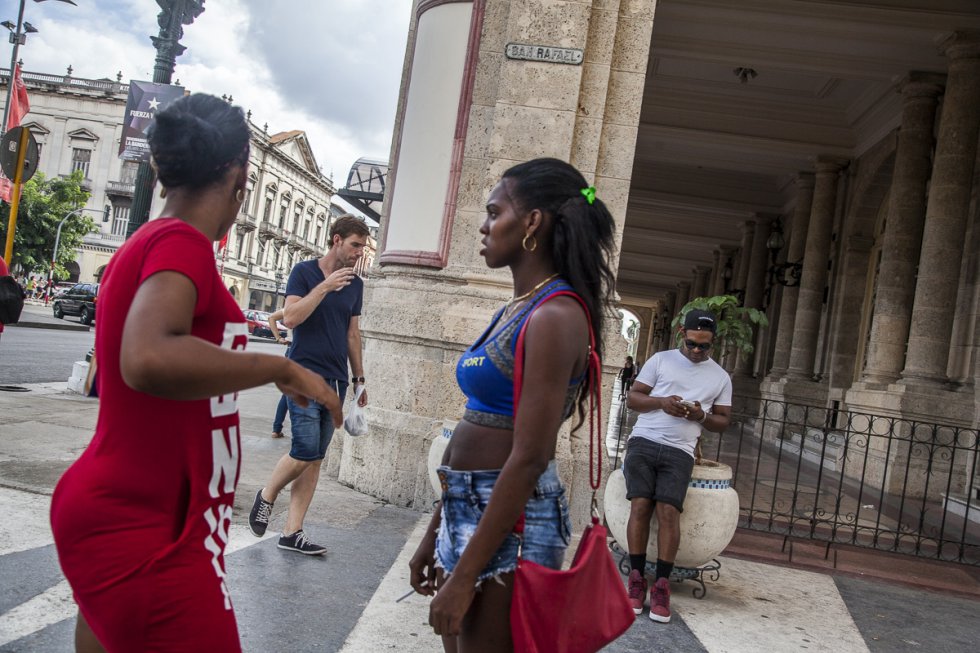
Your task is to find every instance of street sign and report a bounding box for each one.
[0,126,39,182]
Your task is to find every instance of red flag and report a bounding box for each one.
[6,64,30,131]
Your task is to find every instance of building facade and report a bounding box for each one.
[1,68,378,309]
[336,0,980,535]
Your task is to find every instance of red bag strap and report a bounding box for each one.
[512,290,603,492]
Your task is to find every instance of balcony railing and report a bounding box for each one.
[609,397,980,566]
[105,180,135,196]
[235,212,257,232]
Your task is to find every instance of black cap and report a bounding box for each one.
[684,309,717,334]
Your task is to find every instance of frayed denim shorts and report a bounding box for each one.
[435,460,572,584]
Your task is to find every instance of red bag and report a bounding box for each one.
[509,290,634,652]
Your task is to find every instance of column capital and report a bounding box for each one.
[737,219,757,231]
[941,30,980,61]
[900,71,946,99]
[814,156,849,175]
[794,172,815,188]
[753,212,780,226]
[677,281,690,290]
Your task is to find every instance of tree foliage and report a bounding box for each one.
[0,171,96,278]
[670,294,769,360]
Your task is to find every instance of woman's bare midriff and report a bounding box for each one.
[447,420,520,470]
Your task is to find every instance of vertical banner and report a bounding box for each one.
[118,81,186,162]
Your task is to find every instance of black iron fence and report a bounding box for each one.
[611,395,980,566]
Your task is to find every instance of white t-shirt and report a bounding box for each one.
[629,348,733,457]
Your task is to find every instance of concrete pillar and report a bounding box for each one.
[692,265,711,299]
[787,157,848,380]
[742,215,774,312]
[736,215,774,374]
[861,73,945,384]
[707,249,721,298]
[901,32,980,386]
[769,174,815,376]
[351,1,659,516]
[711,246,732,296]
[733,220,755,300]
[676,281,691,312]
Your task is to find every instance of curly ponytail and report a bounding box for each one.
[501,158,617,427]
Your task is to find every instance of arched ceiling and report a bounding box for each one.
[617,0,980,305]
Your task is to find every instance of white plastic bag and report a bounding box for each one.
[344,385,368,436]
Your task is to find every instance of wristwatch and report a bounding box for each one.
[352,376,365,383]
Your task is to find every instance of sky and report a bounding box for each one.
[11,0,413,188]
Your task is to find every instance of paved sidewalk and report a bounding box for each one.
[0,383,977,651]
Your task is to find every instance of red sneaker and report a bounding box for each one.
[627,570,647,615]
[649,577,671,623]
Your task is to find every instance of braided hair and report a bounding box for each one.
[148,94,250,190]
[501,157,617,427]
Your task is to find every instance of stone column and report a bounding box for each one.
[711,246,732,296]
[733,220,755,300]
[787,157,848,380]
[707,249,721,298]
[901,32,980,386]
[768,174,814,376]
[676,281,691,312]
[736,215,774,374]
[861,73,945,384]
[350,1,659,516]
[692,265,711,299]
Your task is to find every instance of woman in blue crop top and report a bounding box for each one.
[408,158,617,652]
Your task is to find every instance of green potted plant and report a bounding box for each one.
[670,294,768,363]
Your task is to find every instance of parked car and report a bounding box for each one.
[52,282,99,325]
[244,310,288,339]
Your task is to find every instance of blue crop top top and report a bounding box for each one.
[456,279,584,429]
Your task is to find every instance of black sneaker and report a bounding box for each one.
[248,489,274,537]
[278,529,327,556]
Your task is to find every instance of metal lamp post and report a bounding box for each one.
[1,0,77,138]
[125,0,205,240]
[45,207,99,304]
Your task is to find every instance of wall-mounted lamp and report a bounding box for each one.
[763,218,803,308]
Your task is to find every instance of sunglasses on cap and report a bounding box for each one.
[684,339,712,352]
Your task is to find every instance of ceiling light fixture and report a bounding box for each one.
[733,67,758,84]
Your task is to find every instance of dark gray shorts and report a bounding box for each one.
[623,438,695,512]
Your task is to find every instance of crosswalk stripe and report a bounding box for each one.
[0,482,275,648]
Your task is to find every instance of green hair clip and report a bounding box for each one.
[580,186,597,205]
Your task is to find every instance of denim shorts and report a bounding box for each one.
[287,380,347,461]
[623,437,695,512]
[435,460,572,584]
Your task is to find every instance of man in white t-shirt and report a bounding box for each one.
[624,309,733,624]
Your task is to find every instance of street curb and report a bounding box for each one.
[8,320,91,332]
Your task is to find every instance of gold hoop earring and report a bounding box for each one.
[235,188,245,203]
[159,187,167,199]
[522,234,537,252]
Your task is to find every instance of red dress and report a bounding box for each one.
[50,219,248,652]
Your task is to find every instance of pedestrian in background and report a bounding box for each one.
[249,215,370,555]
[408,158,616,651]
[49,94,340,653]
[620,354,636,398]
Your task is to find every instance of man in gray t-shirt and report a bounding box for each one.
[623,310,733,624]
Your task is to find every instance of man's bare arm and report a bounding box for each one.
[282,267,355,328]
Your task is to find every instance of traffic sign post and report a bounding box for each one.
[1,126,40,263]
